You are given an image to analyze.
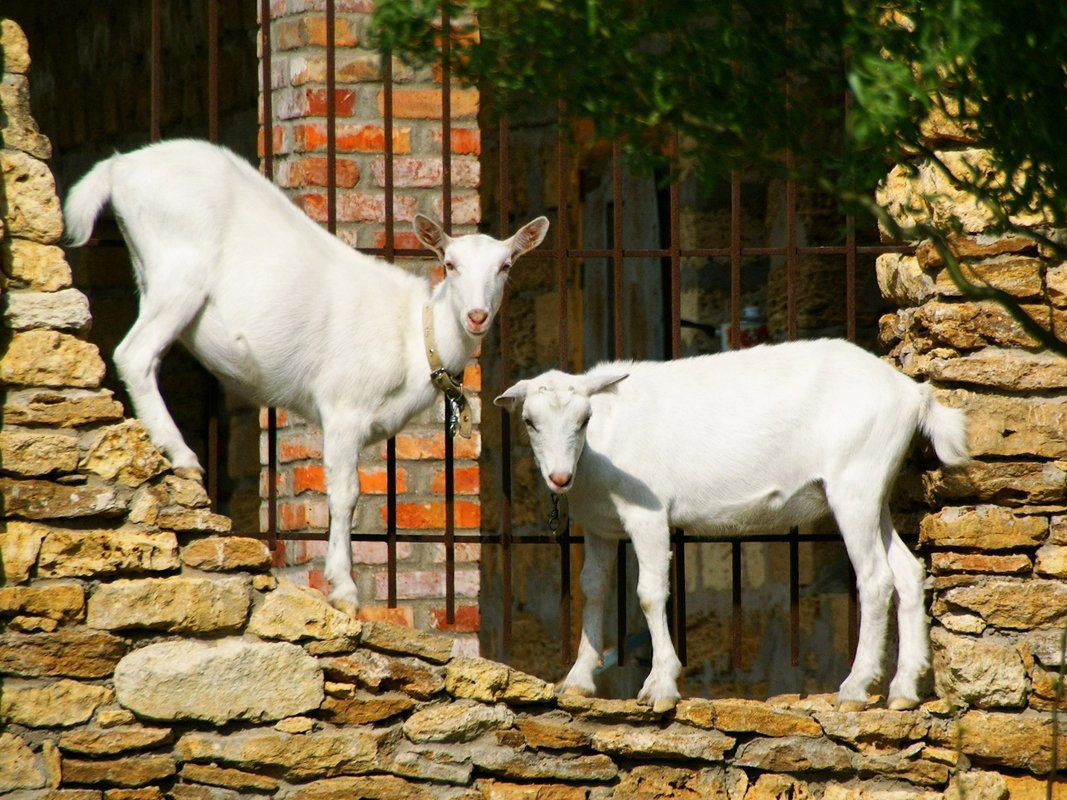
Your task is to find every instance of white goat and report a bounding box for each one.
[495,339,968,712]
[64,138,549,611]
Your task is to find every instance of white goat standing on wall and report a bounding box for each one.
[63,138,549,612]
[495,339,968,712]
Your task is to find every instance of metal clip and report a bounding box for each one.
[446,393,462,438]
[548,493,561,536]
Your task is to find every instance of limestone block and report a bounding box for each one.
[88,575,251,633]
[919,505,1047,550]
[814,709,929,745]
[321,649,445,699]
[944,389,1067,458]
[918,347,1067,391]
[177,763,279,793]
[876,252,935,307]
[515,712,590,749]
[933,255,1045,300]
[930,627,1028,708]
[320,689,414,724]
[57,725,173,756]
[3,387,124,426]
[0,678,112,727]
[115,638,323,725]
[1,239,71,290]
[925,460,1067,507]
[0,732,52,792]
[1,330,105,388]
[1035,544,1067,578]
[0,73,52,159]
[80,420,170,487]
[1,19,31,73]
[37,529,180,578]
[1,149,63,243]
[181,535,271,571]
[0,630,127,678]
[161,474,212,508]
[388,739,476,784]
[247,578,362,642]
[403,700,514,744]
[934,578,1067,629]
[155,508,232,534]
[553,694,667,723]
[928,710,1067,772]
[676,697,822,738]
[589,722,734,762]
[0,520,46,583]
[0,430,79,476]
[471,745,618,782]
[3,288,90,331]
[285,776,432,800]
[0,583,84,623]
[174,727,380,782]
[0,477,126,519]
[359,619,454,663]
[732,733,855,773]
[912,300,1042,349]
[60,755,176,787]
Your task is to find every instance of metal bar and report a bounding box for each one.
[445,402,456,624]
[325,0,337,234]
[207,0,219,142]
[729,172,742,348]
[387,437,397,606]
[204,0,222,513]
[673,527,687,665]
[846,218,857,343]
[616,541,627,667]
[440,1,455,625]
[669,133,682,360]
[612,141,624,358]
[498,113,514,653]
[150,0,161,141]
[786,160,798,341]
[789,527,800,667]
[731,540,743,667]
[557,101,572,664]
[260,2,277,543]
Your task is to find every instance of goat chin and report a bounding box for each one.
[64,137,550,612]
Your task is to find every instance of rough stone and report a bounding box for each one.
[608,766,736,800]
[81,421,170,488]
[0,520,46,582]
[919,505,1047,550]
[929,551,1031,575]
[515,712,591,750]
[930,627,1027,708]
[0,678,112,727]
[3,388,125,427]
[0,430,79,476]
[935,578,1067,629]
[59,756,176,787]
[181,536,271,571]
[813,709,929,744]
[876,253,935,307]
[403,700,515,743]
[0,731,52,791]
[1,239,70,290]
[471,745,618,782]
[285,775,433,800]
[3,288,91,331]
[114,638,323,725]
[247,578,362,642]
[0,630,127,677]
[174,728,381,781]
[926,459,1067,507]
[178,763,279,793]
[676,698,822,737]
[388,740,475,784]
[481,781,588,800]
[0,477,126,519]
[58,726,173,756]
[554,694,664,723]
[38,529,180,578]
[88,575,251,633]
[918,347,1067,390]
[733,734,856,774]
[322,650,445,699]
[0,582,84,625]
[934,255,1046,300]
[0,72,51,158]
[360,619,454,663]
[445,656,512,701]
[320,690,414,724]
[2,149,63,243]
[928,710,1067,772]
[945,389,1067,458]
[1035,544,1067,577]
[1,329,105,387]
[590,723,734,762]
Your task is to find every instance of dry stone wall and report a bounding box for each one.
[3,15,1067,800]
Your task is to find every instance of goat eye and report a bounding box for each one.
[499,258,513,273]
[444,260,456,272]
[579,416,591,429]
[522,417,537,432]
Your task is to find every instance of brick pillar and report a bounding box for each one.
[258,1,482,652]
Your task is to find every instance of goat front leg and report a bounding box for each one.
[629,514,682,713]
[558,531,615,698]
[321,415,365,614]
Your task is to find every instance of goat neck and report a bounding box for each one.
[425,281,480,377]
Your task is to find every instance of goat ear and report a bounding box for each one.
[413,214,451,259]
[493,380,530,412]
[508,216,550,259]
[584,373,628,396]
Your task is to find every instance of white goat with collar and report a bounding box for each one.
[495,339,968,712]
[64,138,548,611]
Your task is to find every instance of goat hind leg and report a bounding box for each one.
[114,295,205,471]
[884,507,929,710]
[558,532,614,698]
[321,416,364,613]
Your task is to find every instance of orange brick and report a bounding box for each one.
[351,540,413,564]
[390,432,481,461]
[280,156,360,188]
[359,466,407,494]
[373,568,480,600]
[294,192,328,222]
[381,88,479,120]
[430,604,480,633]
[430,466,480,495]
[433,127,481,155]
[374,230,423,251]
[462,363,481,391]
[258,125,284,158]
[930,552,1032,574]
[389,500,480,529]
[304,88,355,117]
[293,464,326,494]
[357,605,414,626]
[278,431,323,463]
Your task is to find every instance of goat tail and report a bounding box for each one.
[918,386,969,467]
[63,155,116,247]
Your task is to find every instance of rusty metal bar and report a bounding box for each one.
[731,541,743,667]
[498,112,514,652]
[557,101,572,664]
[668,133,686,666]
[729,172,742,348]
[381,46,398,606]
[611,142,624,358]
[789,527,800,666]
[616,541,627,668]
[150,0,161,141]
[205,0,221,512]
[440,1,456,625]
[326,0,337,234]
[673,527,687,665]
[207,0,219,142]
[786,161,798,341]
[260,0,278,542]
[387,438,397,607]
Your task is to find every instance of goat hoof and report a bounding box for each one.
[887,696,919,711]
[173,466,204,482]
[836,699,867,713]
[651,697,678,714]
[556,685,593,698]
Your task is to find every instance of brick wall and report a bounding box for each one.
[260,1,482,649]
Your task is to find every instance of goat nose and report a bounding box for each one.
[549,471,573,490]
[467,309,489,326]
